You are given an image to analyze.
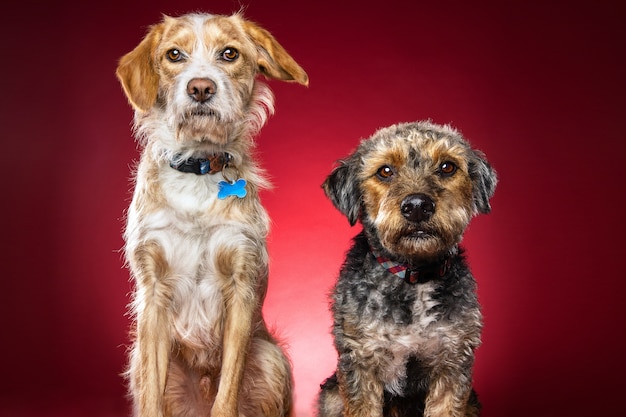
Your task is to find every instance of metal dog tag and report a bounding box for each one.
[217,179,247,199]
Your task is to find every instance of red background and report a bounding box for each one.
[1,0,625,416]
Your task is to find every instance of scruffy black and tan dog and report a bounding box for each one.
[317,121,497,417]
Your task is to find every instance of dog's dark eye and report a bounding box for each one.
[439,161,457,177]
[376,165,394,180]
[221,47,239,62]
[166,49,184,62]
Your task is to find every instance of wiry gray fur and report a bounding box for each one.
[317,121,497,417]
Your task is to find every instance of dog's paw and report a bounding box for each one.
[210,396,239,417]
[210,404,238,417]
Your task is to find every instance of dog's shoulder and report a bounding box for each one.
[332,232,423,326]
[430,249,482,321]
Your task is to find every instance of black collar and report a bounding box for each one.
[169,153,232,175]
[370,247,452,285]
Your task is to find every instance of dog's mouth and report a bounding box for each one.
[186,107,219,119]
[389,227,451,260]
[175,106,232,144]
[403,228,436,240]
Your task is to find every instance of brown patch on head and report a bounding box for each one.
[423,139,475,215]
[359,143,407,223]
[116,22,165,112]
[241,19,309,86]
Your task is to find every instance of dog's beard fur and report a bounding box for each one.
[135,82,274,161]
[368,194,473,263]
[390,228,461,262]
[371,220,463,263]
[155,58,258,145]
[175,109,238,144]
[165,85,251,145]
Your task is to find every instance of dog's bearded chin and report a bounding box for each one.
[390,228,448,260]
[175,108,235,144]
[182,104,222,123]
[402,227,437,241]
[400,233,437,252]
[407,230,432,239]
[187,108,217,118]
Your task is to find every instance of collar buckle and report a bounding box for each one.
[170,153,231,175]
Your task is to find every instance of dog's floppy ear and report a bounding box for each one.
[322,159,362,226]
[469,150,497,214]
[242,20,309,86]
[116,22,164,112]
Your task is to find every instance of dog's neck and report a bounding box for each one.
[167,151,251,199]
[370,246,453,285]
[169,152,232,176]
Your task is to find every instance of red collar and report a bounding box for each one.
[370,247,452,285]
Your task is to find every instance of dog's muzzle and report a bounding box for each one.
[401,193,435,223]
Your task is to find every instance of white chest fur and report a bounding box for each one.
[162,167,225,213]
[125,164,262,351]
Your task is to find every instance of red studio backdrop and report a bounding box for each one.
[1,0,625,416]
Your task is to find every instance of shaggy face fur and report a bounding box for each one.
[116,13,307,417]
[317,121,497,417]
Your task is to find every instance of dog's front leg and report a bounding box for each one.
[128,241,173,417]
[211,301,254,417]
[424,365,474,417]
[211,245,262,417]
[336,352,384,417]
[424,333,479,417]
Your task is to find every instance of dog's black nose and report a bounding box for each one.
[187,78,217,102]
[401,193,435,223]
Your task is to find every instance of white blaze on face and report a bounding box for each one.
[161,15,254,143]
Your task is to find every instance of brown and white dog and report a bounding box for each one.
[115,13,308,417]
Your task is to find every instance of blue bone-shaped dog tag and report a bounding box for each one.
[218,179,247,199]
